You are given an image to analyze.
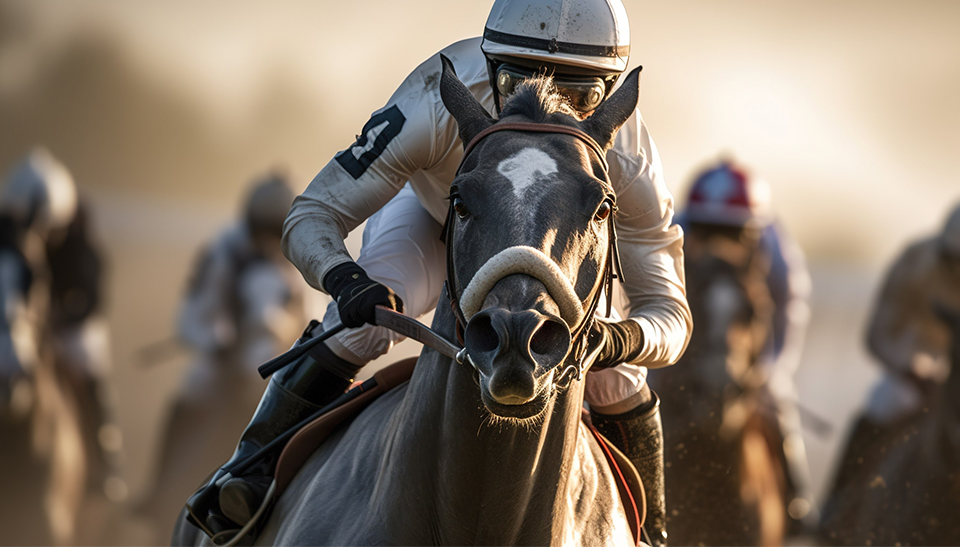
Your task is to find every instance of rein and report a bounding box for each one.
[442,122,624,386]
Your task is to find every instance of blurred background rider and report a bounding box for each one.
[177,171,306,375]
[1,148,119,486]
[675,158,817,533]
[819,202,960,532]
[142,171,309,534]
[0,148,119,543]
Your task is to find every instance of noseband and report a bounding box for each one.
[441,122,625,387]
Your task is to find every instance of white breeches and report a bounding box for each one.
[322,185,648,409]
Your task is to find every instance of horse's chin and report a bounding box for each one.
[478,369,556,421]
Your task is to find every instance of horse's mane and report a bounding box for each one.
[500,75,578,122]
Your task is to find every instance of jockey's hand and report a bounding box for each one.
[323,262,404,328]
[588,318,645,370]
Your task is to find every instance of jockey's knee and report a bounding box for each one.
[584,363,652,415]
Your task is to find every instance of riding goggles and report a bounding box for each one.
[495,63,609,113]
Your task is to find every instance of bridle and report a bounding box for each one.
[441,121,625,387]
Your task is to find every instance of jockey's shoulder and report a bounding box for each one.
[436,38,488,82]
[889,236,940,282]
[404,38,490,101]
[606,108,646,161]
[207,223,255,263]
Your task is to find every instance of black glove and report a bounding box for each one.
[587,318,645,370]
[323,262,403,328]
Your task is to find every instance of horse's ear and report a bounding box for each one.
[439,54,494,149]
[581,66,641,150]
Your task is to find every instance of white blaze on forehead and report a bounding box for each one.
[497,147,558,198]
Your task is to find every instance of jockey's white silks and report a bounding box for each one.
[459,245,583,327]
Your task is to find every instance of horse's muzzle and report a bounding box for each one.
[465,306,571,414]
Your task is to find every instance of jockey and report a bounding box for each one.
[864,203,960,421]
[178,171,307,374]
[675,159,817,531]
[186,1,692,544]
[1,148,118,486]
[821,202,960,517]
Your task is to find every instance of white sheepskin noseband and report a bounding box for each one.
[459,245,583,327]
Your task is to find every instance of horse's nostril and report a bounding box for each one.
[466,314,500,353]
[530,320,568,356]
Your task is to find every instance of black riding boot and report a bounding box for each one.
[185,324,358,537]
[591,390,667,547]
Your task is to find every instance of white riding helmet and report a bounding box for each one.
[941,203,960,259]
[685,161,774,229]
[481,0,631,75]
[1,148,78,236]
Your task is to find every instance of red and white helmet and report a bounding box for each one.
[685,161,773,229]
[481,0,631,75]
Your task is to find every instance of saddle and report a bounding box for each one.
[269,358,646,545]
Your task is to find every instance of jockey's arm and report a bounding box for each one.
[282,58,452,293]
[177,233,239,353]
[762,222,812,377]
[608,114,692,369]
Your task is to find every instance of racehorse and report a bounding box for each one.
[174,56,645,546]
[0,221,88,545]
[648,243,786,546]
[144,259,300,538]
[819,305,960,546]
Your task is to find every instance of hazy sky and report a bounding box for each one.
[2,0,959,263]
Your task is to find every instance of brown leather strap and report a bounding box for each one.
[459,122,609,174]
[273,358,417,495]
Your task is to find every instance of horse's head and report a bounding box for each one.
[438,55,639,420]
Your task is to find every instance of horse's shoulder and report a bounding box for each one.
[572,422,620,496]
[292,380,410,481]
[263,381,412,544]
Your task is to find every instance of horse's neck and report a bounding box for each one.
[385,299,589,544]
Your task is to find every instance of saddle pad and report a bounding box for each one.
[273,356,645,547]
[274,357,417,495]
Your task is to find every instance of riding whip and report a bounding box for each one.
[257,320,345,378]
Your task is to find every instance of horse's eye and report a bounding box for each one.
[594,201,612,222]
[453,197,470,219]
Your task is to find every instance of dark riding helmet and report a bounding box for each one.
[941,204,960,260]
[243,171,295,240]
[940,204,960,275]
[480,0,631,113]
